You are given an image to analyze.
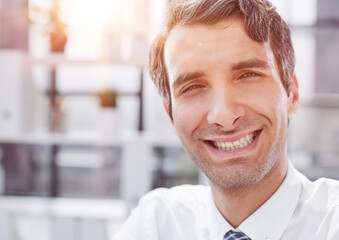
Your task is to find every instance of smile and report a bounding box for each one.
[208,130,261,152]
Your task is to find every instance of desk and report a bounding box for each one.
[0,196,127,240]
[0,132,158,208]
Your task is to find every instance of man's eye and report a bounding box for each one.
[240,72,260,78]
[181,85,202,94]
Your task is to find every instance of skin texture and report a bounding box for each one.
[164,19,300,227]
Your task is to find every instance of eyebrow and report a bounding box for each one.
[171,58,270,90]
[172,71,205,90]
[230,58,270,71]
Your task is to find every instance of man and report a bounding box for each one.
[115,0,339,239]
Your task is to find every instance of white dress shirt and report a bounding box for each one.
[114,162,339,240]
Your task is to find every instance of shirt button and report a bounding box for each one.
[265,237,271,240]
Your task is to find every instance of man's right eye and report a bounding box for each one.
[239,71,261,79]
[181,84,203,95]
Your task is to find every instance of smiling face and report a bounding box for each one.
[164,19,299,189]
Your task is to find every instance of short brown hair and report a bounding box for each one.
[149,0,295,118]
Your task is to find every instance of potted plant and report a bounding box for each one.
[29,0,68,52]
[97,89,119,108]
[48,1,68,53]
[97,88,120,137]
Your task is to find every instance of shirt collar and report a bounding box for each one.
[209,188,234,239]
[209,161,302,240]
[239,161,302,240]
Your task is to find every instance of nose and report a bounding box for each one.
[206,87,246,129]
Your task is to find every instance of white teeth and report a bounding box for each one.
[213,132,256,151]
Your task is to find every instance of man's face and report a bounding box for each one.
[164,19,299,189]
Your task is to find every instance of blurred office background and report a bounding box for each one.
[0,0,338,239]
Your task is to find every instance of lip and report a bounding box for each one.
[205,129,259,143]
[203,129,262,159]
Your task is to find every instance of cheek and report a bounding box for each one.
[262,89,289,123]
[240,83,289,121]
[172,98,207,133]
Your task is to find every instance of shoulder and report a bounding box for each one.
[286,172,339,236]
[297,174,339,229]
[116,185,210,239]
[134,184,212,225]
[300,176,339,211]
[143,184,210,199]
[306,178,339,237]
[139,184,210,210]
[113,185,210,239]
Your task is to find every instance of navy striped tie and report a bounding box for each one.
[224,231,251,240]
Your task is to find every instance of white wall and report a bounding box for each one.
[0,50,36,135]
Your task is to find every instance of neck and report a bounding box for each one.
[210,158,288,228]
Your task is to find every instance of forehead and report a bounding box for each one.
[164,19,276,81]
[165,19,248,55]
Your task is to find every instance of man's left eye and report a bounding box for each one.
[181,84,202,94]
[240,72,260,78]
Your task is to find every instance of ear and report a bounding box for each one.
[288,74,300,115]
